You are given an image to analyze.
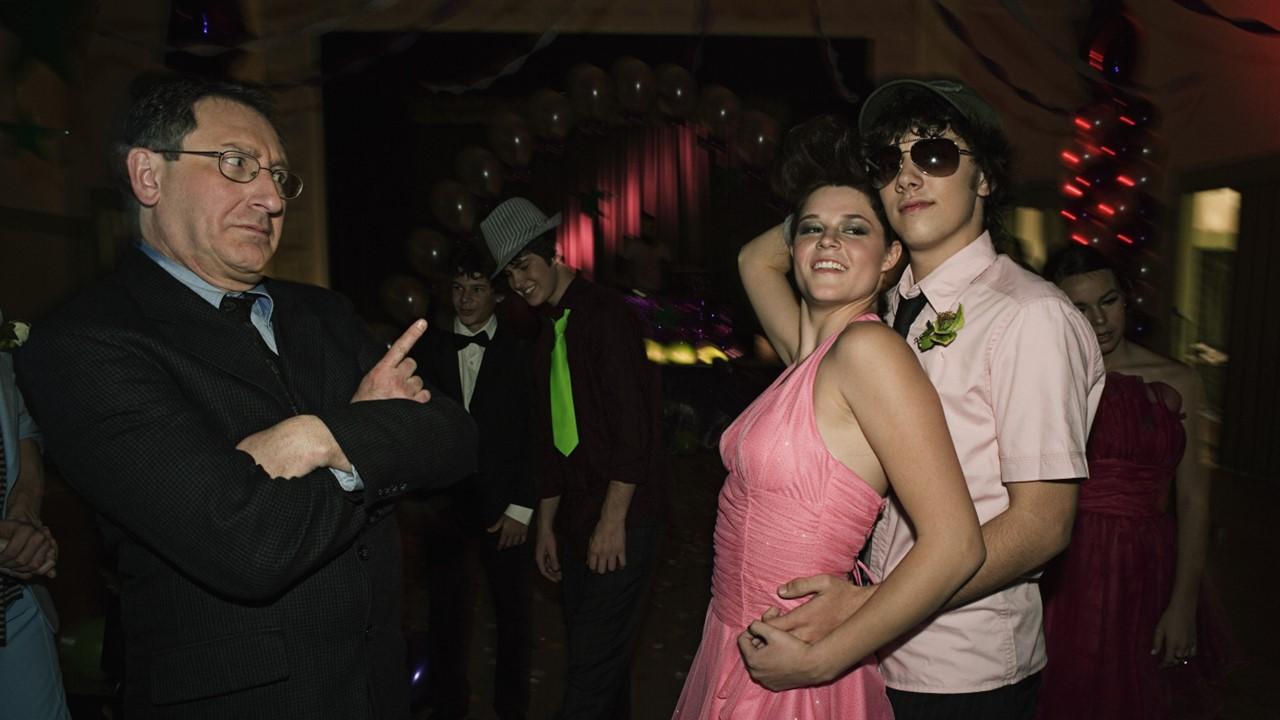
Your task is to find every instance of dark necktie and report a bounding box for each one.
[219,293,286,385]
[0,425,20,647]
[452,331,490,350]
[892,292,929,339]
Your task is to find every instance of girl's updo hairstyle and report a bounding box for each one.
[770,114,896,247]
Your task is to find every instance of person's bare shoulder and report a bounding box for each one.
[830,320,918,377]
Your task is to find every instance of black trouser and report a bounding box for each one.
[887,672,1042,720]
[424,498,533,720]
[555,525,659,720]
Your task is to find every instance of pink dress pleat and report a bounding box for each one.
[673,314,893,720]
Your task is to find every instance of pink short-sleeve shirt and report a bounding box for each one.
[868,232,1105,693]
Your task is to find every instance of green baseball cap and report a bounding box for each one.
[858,79,1002,135]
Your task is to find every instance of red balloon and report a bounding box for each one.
[568,63,614,123]
[454,146,504,198]
[487,112,533,168]
[612,57,656,115]
[698,85,740,139]
[429,180,476,234]
[529,88,574,141]
[380,274,430,326]
[736,110,780,168]
[656,64,697,118]
[405,228,451,278]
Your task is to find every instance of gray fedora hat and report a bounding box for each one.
[858,78,1002,136]
[481,197,562,278]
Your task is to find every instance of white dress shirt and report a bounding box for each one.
[454,316,533,526]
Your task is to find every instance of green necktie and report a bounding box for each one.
[550,309,579,456]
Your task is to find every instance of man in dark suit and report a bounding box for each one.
[16,76,476,719]
[411,245,534,720]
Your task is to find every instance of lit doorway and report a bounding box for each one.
[1173,188,1238,463]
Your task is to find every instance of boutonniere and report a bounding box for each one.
[916,305,965,352]
[0,320,30,351]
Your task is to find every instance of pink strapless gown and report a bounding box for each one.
[673,315,892,719]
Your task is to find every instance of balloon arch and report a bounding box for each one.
[378,57,773,364]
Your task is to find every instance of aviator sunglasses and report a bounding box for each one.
[867,137,975,189]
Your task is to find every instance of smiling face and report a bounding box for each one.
[503,250,564,308]
[877,129,987,272]
[789,184,901,309]
[133,97,288,291]
[452,273,502,331]
[1058,268,1126,354]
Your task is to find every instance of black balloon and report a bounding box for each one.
[405,228,451,278]
[656,63,697,118]
[429,180,476,234]
[1116,95,1157,129]
[698,85,740,139]
[487,113,533,168]
[735,110,780,168]
[568,63,613,123]
[365,320,401,349]
[1075,100,1116,136]
[380,275,430,326]
[1085,10,1141,84]
[529,88,574,140]
[612,56,656,115]
[455,146,504,198]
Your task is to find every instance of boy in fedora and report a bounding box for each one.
[482,197,665,720]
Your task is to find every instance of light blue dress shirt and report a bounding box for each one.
[138,244,362,490]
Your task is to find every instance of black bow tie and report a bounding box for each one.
[453,331,490,350]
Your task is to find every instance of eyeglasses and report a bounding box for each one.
[866,138,975,189]
[155,149,304,200]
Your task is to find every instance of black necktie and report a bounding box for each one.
[452,331,490,350]
[0,421,20,647]
[219,293,286,384]
[893,292,929,338]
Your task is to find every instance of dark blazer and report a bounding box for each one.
[412,324,534,528]
[16,250,477,719]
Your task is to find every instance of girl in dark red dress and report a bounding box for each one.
[1038,246,1230,719]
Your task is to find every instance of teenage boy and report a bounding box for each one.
[743,80,1105,718]
[411,245,535,720]
[481,197,665,719]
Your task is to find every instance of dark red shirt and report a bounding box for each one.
[533,275,666,545]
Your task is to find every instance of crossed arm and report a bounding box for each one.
[235,320,433,478]
[19,314,475,601]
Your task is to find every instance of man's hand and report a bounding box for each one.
[0,519,58,580]
[487,515,529,551]
[352,319,430,403]
[762,573,877,643]
[237,415,347,477]
[737,618,829,691]
[534,527,561,582]
[587,520,626,574]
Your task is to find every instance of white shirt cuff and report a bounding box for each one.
[330,465,363,492]
[504,504,533,525]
